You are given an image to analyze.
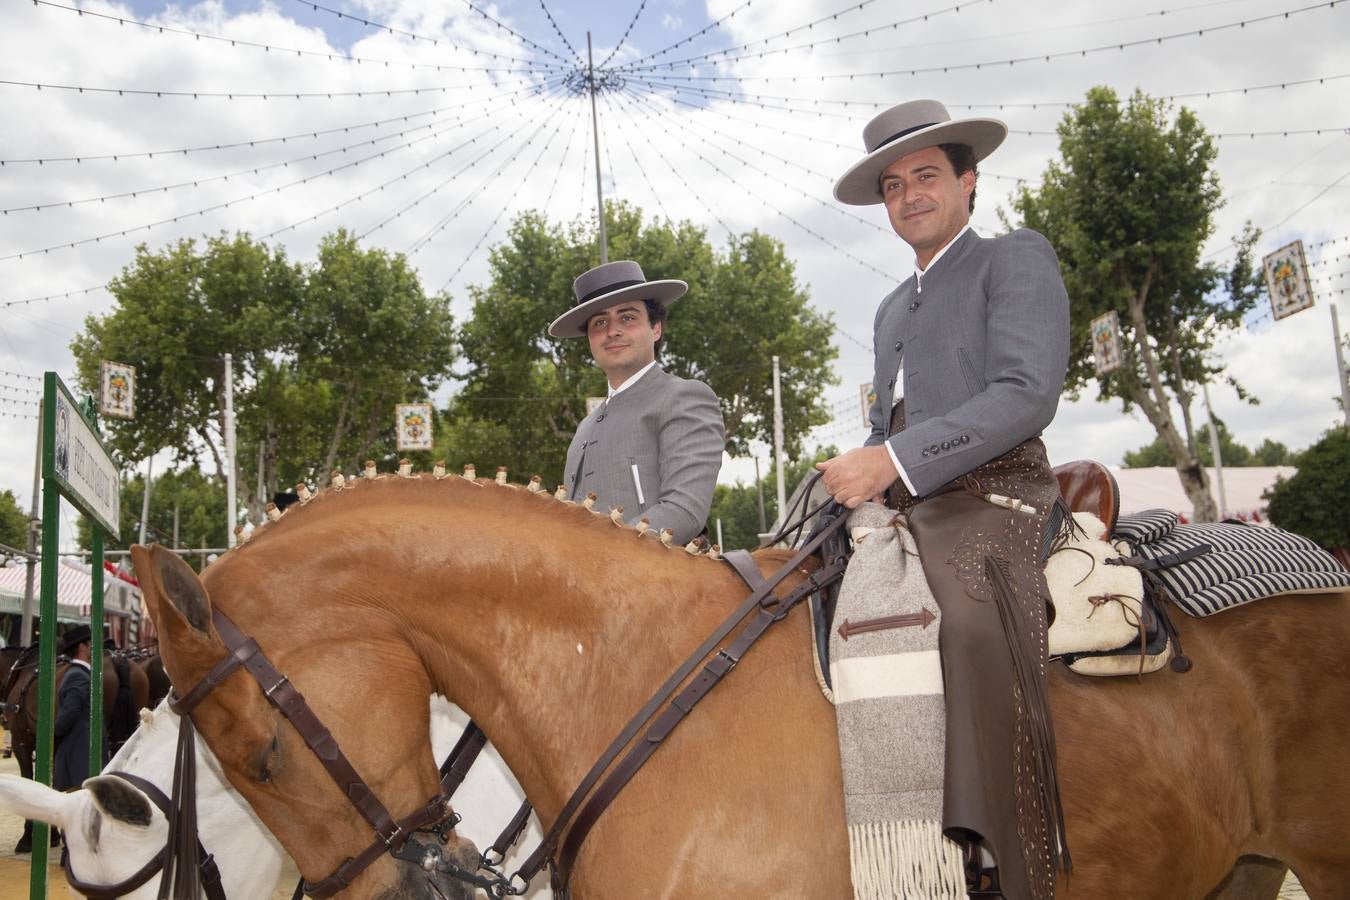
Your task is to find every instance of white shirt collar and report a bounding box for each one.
[69,658,91,671]
[607,360,658,399]
[914,224,973,292]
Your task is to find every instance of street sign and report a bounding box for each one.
[47,374,120,534]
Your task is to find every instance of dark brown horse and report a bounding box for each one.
[1,643,150,852]
[134,475,1350,898]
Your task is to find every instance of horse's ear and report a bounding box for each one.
[86,775,154,828]
[130,544,215,639]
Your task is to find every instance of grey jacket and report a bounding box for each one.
[565,365,725,545]
[864,228,1070,496]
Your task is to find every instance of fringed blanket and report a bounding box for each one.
[829,502,965,899]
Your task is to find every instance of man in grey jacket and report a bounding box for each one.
[549,260,725,546]
[820,100,1072,900]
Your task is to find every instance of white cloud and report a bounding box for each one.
[2,0,1348,519]
[661,13,682,30]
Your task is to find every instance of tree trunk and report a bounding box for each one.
[1122,263,1218,522]
[320,388,353,479]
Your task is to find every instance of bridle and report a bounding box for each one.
[60,771,225,900]
[93,492,848,899]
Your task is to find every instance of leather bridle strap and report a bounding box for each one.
[173,608,458,900]
[510,506,848,887]
[59,771,225,900]
[555,552,851,885]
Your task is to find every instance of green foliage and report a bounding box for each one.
[70,230,456,519]
[77,468,227,553]
[1122,419,1289,468]
[708,448,838,551]
[1265,428,1350,550]
[1010,87,1261,406]
[441,202,837,484]
[0,490,30,549]
[1008,87,1264,520]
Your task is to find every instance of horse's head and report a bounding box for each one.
[132,543,481,900]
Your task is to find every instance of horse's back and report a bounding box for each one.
[1052,589,1350,897]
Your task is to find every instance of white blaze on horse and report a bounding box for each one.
[132,474,1350,899]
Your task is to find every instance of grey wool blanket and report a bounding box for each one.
[830,502,965,898]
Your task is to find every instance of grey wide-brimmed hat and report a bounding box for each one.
[833,100,1007,206]
[548,260,688,338]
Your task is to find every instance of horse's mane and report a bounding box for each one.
[215,465,738,571]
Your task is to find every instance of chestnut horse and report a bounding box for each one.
[132,475,1350,899]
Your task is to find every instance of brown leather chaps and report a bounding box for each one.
[888,426,1069,900]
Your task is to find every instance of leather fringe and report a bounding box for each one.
[985,555,1072,883]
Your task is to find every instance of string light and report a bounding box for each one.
[30,0,564,74]
[597,0,651,68]
[0,75,555,102]
[536,0,581,63]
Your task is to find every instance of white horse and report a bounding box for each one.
[0,697,549,898]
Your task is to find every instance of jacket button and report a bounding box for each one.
[908,302,919,312]
[928,444,940,455]
[887,378,895,390]
[894,340,903,352]
[921,449,930,458]
[960,435,970,444]
[940,440,950,450]
[596,413,606,422]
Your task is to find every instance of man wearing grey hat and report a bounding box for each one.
[550,260,725,546]
[819,100,1072,899]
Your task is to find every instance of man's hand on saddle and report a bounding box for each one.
[816,445,896,509]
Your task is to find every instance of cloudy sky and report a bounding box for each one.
[1,0,1347,535]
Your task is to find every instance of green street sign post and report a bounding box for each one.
[30,373,120,896]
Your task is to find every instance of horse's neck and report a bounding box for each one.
[406,538,741,822]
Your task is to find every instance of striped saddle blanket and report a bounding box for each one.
[1112,510,1350,617]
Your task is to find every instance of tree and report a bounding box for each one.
[0,490,29,549]
[77,468,227,558]
[71,230,456,523]
[1121,419,1288,468]
[1010,88,1262,521]
[1265,428,1350,552]
[441,202,837,485]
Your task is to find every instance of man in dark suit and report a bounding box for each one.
[53,624,94,792]
[820,100,1072,900]
[550,260,725,546]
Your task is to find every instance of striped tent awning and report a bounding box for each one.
[0,558,141,623]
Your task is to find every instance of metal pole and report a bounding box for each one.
[1332,303,1350,428]
[772,356,786,520]
[224,353,237,547]
[715,518,724,550]
[138,452,154,546]
[587,32,608,265]
[21,405,41,646]
[173,503,180,550]
[753,456,766,533]
[30,373,60,893]
[89,528,105,778]
[1203,382,1227,518]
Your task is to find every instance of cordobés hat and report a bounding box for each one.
[61,624,92,655]
[548,260,688,338]
[833,99,1007,206]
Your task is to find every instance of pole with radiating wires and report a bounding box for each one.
[587,32,608,264]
